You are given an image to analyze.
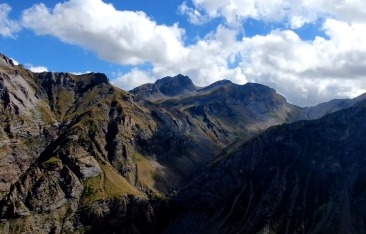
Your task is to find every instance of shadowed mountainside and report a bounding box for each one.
[167,100,366,234]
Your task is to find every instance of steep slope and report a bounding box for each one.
[0,55,59,198]
[0,54,166,232]
[167,100,366,234]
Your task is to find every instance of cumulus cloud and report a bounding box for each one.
[21,0,248,90]
[240,19,366,105]
[179,0,287,26]
[182,0,366,28]
[152,25,247,86]
[178,1,209,25]
[111,69,156,91]
[18,0,366,106]
[27,65,49,73]
[21,0,186,65]
[0,3,20,37]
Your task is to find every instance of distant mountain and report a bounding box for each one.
[167,100,366,234]
[133,76,302,142]
[130,74,197,101]
[300,93,366,120]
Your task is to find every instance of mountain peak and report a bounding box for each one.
[198,79,233,92]
[155,74,193,86]
[130,74,197,100]
[0,54,15,68]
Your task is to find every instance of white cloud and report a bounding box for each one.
[21,0,186,65]
[19,0,366,106]
[180,0,287,26]
[240,20,366,105]
[27,65,48,73]
[70,71,93,75]
[111,69,156,91]
[178,1,209,25]
[10,57,19,66]
[0,3,20,37]
[152,25,247,86]
[183,0,366,28]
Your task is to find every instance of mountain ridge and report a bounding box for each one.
[0,52,365,233]
[0,52,302,233]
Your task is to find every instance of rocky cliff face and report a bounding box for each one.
[0,54,162,233]
[0,53,303,233]
[168,100,366,234]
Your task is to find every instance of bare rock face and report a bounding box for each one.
[0,159,82,219]
[0,54,15,68]
[0,54,155,232]
[0,61,58,199]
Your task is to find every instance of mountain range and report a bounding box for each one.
[0,53,365,233]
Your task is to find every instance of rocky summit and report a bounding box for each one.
[0,52,365,233]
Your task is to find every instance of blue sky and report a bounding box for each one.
[1,0,366,106]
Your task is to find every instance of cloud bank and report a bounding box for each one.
[10,0,366,105]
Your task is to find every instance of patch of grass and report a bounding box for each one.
[37,102,55,124]
[81,161,141,205]
[42,156,60,165]
[23,137,41,149]
[56,87,74,121]
[100,163,140,197]
[81,174,105,205]
[133,152,162,192]
[150,192,166,201]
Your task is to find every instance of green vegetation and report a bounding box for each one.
[42,157,60,165]
[100,163,140,197]
[81,161,141,206]
[149,191,166,201]
[133,152,162,192]
[23,137,42,150]
[80,174,105,205]
[55,87,75,121]
[37,102,55,124]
